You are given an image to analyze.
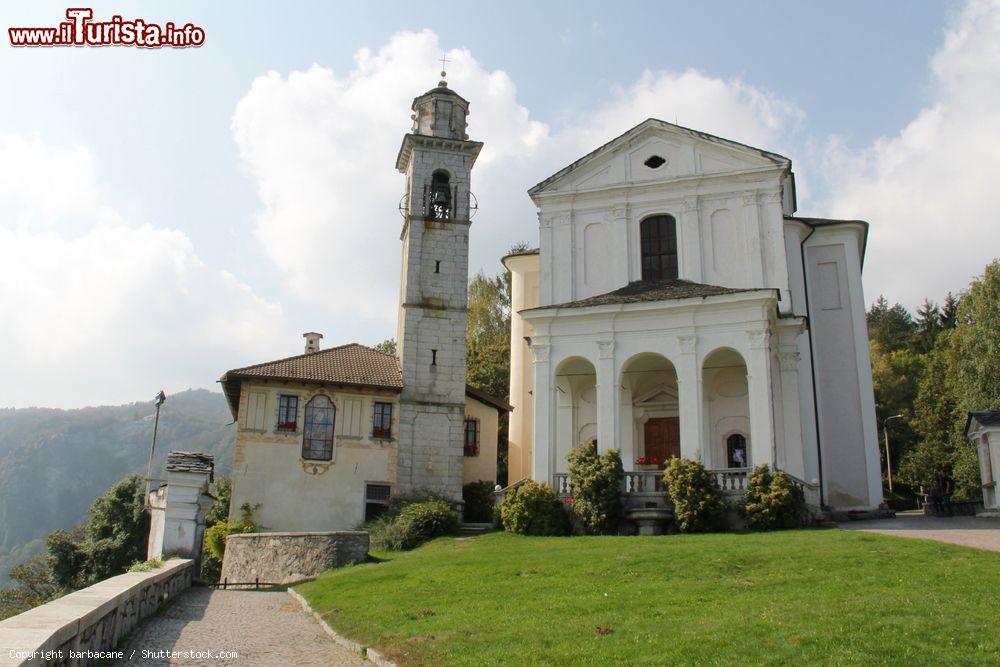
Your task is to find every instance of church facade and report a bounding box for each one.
[505,119,884,511]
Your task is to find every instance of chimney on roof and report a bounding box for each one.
[303,332,323,354]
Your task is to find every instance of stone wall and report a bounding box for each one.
[220,532,369,585]
[0,559,193,666]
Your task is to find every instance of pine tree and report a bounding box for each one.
[914,299,942,353]
[940,292,958,329]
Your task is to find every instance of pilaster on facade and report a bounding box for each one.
[680,196,704,283]
[742,191,766,287]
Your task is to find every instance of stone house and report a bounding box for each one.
[221,338,510,531]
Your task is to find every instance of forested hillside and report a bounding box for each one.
[0,389,234,585]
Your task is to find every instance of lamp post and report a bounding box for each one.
[883,414,902,494]
[144,390,167,508]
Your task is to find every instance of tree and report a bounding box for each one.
[0,556,59,620]
[867,295,916,351]
[940,292,958,329]
[900,330,965,493]
[914,299,942,353]
[373,338,396,355]
[869,340,923,487]
[82,474,148,583]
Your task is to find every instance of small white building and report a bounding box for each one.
[505,119,884,512]
[965,412,1000,514]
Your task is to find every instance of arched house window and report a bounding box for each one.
[640,215,678,281]
[726,433,748,469]
[302,395,336,461]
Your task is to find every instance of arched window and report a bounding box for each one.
[429,170,452,219]
[727,433,748,469]
[640,215,678,281]
[302,395,336,461]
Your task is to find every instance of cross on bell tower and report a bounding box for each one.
[394,69,484,498]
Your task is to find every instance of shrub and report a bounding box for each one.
[498,480,569,536]
[566,440,624,534]
[202,502,257,571]
[664,458,725,533]
[369,499,459,550]
[742,465,806,530]
[463,481,496,523]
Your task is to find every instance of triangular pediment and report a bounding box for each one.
[633,383,679,407]
[528,119,789,197]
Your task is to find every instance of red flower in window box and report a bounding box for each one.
[277,421,297,432]
[464,442,479,457]
[635,456,664,470]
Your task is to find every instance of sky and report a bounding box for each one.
[1,0,998,408]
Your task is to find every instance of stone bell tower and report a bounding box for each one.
[394,71,483,499]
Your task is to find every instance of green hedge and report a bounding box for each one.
[663,458,725,533]
[498,480,569,536]
[566,440,624,534]
[369,499,460,551]
[742,465,806,530]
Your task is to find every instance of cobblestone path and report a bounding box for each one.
[114,587,367,666]
[839,512,1000,552]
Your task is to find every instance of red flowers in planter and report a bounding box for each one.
[277,421,297,432]
[634,456,663,466]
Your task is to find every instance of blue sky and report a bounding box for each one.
[2,0,997,408]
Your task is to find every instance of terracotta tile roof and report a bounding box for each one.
[466,384,513,413]
[220,344,402,418]
[523,279,769,312]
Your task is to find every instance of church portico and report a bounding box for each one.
[525,287,790,486]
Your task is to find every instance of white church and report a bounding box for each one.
[504,120,883,512]
[221,74,884,530]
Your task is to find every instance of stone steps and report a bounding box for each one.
[458,522,494,535]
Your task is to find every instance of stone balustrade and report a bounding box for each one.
[552,467,752,498]
[0,559,193,667]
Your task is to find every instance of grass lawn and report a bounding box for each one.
[295,529,1000,665]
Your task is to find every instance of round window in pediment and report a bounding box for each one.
[644,155,667,169]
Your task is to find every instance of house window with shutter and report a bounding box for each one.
[277,395,298,432]
[372,402,393,439]
[464,418,480,457]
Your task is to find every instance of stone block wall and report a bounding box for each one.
[0,559,193,666]
[220,532,369,585]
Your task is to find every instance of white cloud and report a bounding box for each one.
[819,0,1000,307]
[0,135,293,408]
[231,31,801,322]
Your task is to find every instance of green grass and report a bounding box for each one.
[296,529,1000,665]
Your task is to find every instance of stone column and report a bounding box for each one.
[680,196,703,283]
[596,339,617,452]
[759,190,791,310]
[677,334,703,461]
[530,341,553,484]
[747,330,776,469]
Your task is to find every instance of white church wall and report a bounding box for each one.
[804,225,883,509]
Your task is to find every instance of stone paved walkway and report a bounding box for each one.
[839,511,1000,552]
[114,587,366,666]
